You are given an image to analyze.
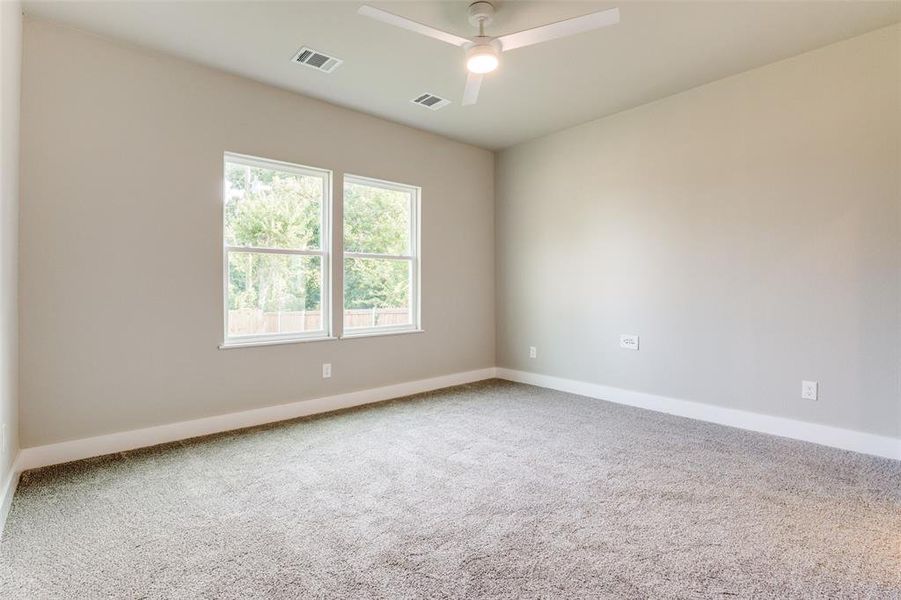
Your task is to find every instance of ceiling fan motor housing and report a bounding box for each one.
[468,1,496,27]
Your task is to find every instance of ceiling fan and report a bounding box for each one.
[358,2,620,106]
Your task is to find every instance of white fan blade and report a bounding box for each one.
[358,5,470,47]
[462,72,483,106]
[498,7,620,52]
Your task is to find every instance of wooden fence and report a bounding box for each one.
[228,308,409,336]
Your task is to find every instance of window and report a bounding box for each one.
[223,153,331,345]
[343,175,420,336]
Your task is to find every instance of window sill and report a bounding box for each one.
[219,336,338,350]
[340,328,424,340]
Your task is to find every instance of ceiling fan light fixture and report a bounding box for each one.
[466,44,499,74]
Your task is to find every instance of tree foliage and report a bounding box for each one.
[225,163,322,313]
[225,163,411,317]
[343,181,410,310]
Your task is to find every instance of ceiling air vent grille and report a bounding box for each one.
[411,93,451,111]
[292,47,343,73]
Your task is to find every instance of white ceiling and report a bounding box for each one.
[23,0,901,150]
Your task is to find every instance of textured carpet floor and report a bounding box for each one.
[1,380,899,599]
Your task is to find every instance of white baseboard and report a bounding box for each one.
[496,368,900,461]
[14,365,898,476]
[0,454,21,539]
[18,368,497,472]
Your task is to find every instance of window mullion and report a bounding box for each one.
[226,246,326,257]
[344,252,413,261]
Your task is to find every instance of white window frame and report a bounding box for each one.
[221,152,333,348]
[342,174,421,338]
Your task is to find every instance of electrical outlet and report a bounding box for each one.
[801,380,818,401]
[529,346,537,359]
[619,335,639,350]
[322,363,332,379]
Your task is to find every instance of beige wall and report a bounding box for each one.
[1,1,21,485]
[496,25,901,438]
[19,19,495,447]
[18,17,901,448]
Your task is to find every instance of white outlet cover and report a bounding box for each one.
[801,380,818,401]
[322,363,332,379]
[529,346,537,359]
[619,335,639,350]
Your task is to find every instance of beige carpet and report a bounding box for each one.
[1,379,899,598]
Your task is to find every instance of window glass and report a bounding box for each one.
[343,180,410,255]
[224,154,330,344]
[343,176,419,335]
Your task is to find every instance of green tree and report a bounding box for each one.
[225,164,412,327]
[343,182,410,310]
[225,163,322,313]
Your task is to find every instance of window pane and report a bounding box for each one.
[225,161,323,250]
[344,180,410,255]
[227,251,322,337]
[344,257,411,329]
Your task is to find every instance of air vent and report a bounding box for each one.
[411,93,451,111]
[291,47,343,73]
